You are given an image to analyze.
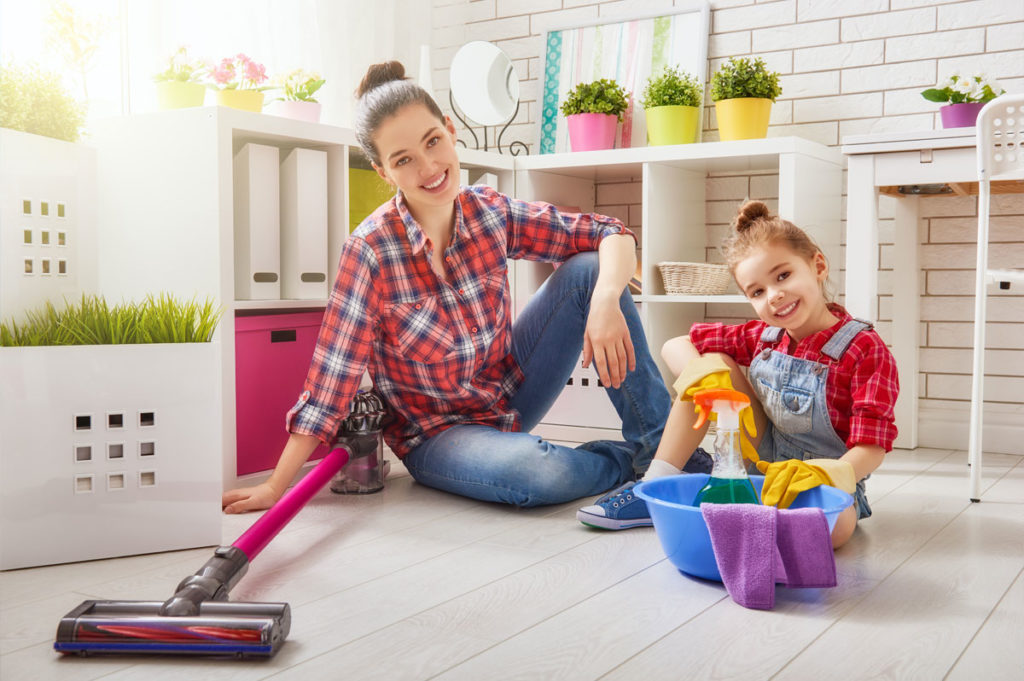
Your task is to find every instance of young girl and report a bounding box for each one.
[222,61,699,514]
[578,200,899,547]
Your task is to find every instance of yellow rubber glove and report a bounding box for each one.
[674,356,760,464]
[672,355,734,401]
[755,458,856,509]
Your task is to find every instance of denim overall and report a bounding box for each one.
[749,319,873,519]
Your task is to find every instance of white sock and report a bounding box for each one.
[642,459,681,481]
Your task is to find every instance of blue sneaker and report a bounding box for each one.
[577,481,651,530]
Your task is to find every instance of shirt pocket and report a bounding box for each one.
[756,381,814,435]
[382,296,457,364]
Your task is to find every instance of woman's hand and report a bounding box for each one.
[583,289,635,389]
[222,482,281,514]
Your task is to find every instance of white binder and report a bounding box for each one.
[280,148,329,300]
[233,143,281,300]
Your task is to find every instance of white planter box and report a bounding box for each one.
[0,129,98,323]
[0,342,222,570]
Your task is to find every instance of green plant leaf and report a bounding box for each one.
[0,294,222,346]
[640,66,703,109]
[710,56,782,102]
[0,62,86,142]
[559,78,630,120]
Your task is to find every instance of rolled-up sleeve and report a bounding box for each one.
[688,320,765,368]
[489,188,634,261]
[847,343,899,451]
[287,237,381,444]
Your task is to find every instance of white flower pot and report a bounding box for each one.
[0,342,222,569]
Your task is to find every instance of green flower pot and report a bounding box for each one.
[645,105,700,145]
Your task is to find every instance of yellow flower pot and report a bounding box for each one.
[156,81,206,110]
[645,105,700,146]
[715,97,773,141]
[215,89,265,113]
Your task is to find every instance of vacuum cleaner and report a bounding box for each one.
[54,391,386,659]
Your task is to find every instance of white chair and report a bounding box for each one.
[968,94,1024,501]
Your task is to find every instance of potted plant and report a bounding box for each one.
[153,46,208,109]
[640,65,703,146]
[0,62,86,142]
[710,56,782,141]
[0,294,223,569]
[559,78,630,152]
[270,69,325,123]
[921,71,1005,129]
[207,53,271,112]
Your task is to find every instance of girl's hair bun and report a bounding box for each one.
[734,200,772,233]
[356,61,407,99]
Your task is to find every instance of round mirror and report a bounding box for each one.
[449,41,520,126]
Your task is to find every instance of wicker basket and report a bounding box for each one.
[657,262,733,295]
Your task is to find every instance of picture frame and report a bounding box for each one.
[537,1,711,154]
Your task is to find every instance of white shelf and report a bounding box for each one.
[636,294,748,304]
[516,136,845,180]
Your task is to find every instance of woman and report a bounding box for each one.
[222,61,707,514]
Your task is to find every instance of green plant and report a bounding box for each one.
[273,69,325,102]
[640,66,703,109]
[922,71,1005,104]
[45,0,111,100]
[710,56,782,102]
[0,62,86,142]
[154,46,209,84]
[0,294,222,347]
[560,78,630,120]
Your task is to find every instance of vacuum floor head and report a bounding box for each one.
[55,600,290,658]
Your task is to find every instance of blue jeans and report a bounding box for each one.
[402,252,671,507]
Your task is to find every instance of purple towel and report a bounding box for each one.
[701,504,836,610]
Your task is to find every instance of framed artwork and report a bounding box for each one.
[537,1,711,154]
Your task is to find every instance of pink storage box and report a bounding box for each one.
[234,310,327,476]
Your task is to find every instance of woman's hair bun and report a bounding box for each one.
[356,61,407,99]
[734,200,772,233]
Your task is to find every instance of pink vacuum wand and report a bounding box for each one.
[54,391,386,659]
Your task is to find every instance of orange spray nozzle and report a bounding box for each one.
[691,389,750,430]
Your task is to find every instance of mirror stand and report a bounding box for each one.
[449,91,529,156]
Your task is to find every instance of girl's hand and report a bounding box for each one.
[222,482,280,514]
[582,290,635,389]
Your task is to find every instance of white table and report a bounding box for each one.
[842,128,980,450]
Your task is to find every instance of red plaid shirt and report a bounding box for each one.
[688,304,899,451]
[287,185,632,457]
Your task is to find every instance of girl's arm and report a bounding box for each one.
[840,443,886,480]
[583,234,637,389]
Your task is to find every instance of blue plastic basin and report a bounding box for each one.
[634,474,853,582]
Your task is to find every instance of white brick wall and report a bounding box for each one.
[432,0,1024,440]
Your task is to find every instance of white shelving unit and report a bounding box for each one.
[514,138,844,443]
[91,107,514,487]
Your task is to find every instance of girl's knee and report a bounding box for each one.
[831,505,858,548]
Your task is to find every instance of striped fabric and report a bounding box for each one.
[540,12,706,154]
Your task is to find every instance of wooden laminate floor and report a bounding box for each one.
[2,447,1022,680]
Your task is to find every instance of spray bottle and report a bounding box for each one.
[691,389,759,506]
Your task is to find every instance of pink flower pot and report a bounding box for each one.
[273,100,322,123]
[940,102,985,128]
[566,113,618,152]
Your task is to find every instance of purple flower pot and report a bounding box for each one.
[940,102,985,128]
